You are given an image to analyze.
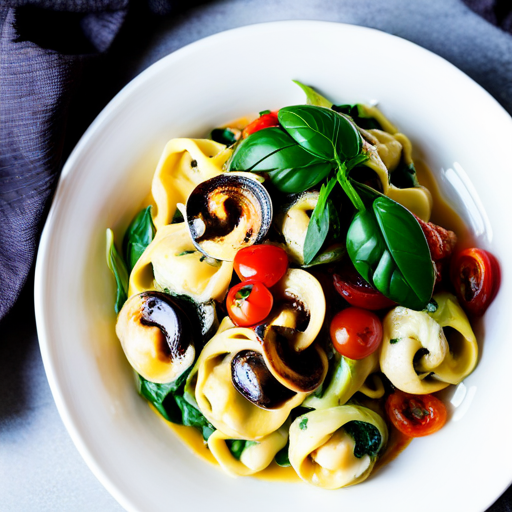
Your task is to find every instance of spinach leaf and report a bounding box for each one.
[278,105,361,161]
[303,177,338,264]
[138,370,215,441]
[292,80,333,108]
[123,206,156,272]
[346,183,435,310]
[171,208,184,224]
[390,161,420,189]
[106,228,129,313]
[274,443,291,467]
[211,127,238,146]
[229,127,332,193]
[332,104,382,131]
[344,421,382,459]
[226,440,259,460]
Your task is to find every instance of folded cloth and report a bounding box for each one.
[463,0,512,33]
[0,1,128,321]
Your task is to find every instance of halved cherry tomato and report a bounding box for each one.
[330,307,383,360]
[234,245,288,288]
[226,280,273,327]
[450,248,500,316]
[333,263,396,310]
[242,111,279,138]
[386,390,447,437]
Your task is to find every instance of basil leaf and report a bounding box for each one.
[303,177,337,264]
[123,206,156,272]
[278,105,361,161]
[344,421,382,459]
[332,104,382,130]
[292,80,333,108]
[301,243,346,268]
[106,229,129,313]
[211,127,238,146]
[346,184,435,310]
[229,127,332,193]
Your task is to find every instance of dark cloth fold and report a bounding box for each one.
[463,0,512,33]
[0,1,127,320]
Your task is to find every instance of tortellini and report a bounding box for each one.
[380,292,478,394]
[151,138,232,229]
[208,425,288,477]
[304,351,383,410]
[185,326,307,440]
[289,405,388,489]
[128,222,233,303]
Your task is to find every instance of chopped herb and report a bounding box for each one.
[259,109,271,116]
[299,417,308,430]
[424,299,438,313]
[176,250,196,256]
[171,208,184,224]
[390,338,401,344]
[210,127,238,146]
[275,444,291,467]
[235,284,253,308]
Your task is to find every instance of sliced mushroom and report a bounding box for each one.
[116,291,195,384]
[185,326,306,440]
[185,173,272,261]
[255,324,328,393]
[231,350,295,409]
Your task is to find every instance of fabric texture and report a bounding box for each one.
[463,0,512,33]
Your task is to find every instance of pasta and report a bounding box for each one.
[107,82,498,489]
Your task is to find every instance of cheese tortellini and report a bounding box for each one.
[380,292,478,394]
[289,405,388,489]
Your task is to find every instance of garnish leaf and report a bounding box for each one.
[346,183,435,310]
[275,443,291,467]
[344,420,382,459]
[226,440,258,460]
[292,80,333,108]
[123,206,156,272]
[299,417,308,430]
[332,104,382,130]
[106,228,129,313]
[278,105,362,161]
[303,177,338,264]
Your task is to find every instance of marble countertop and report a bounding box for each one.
[2,0,512,510]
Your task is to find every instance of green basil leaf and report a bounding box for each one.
[278,105,361,161]
[301,243,346,268]
[229,127,332,193]
[303,178,337,264]
[123,206,156,272]
[292,80,333,107]
[332,104,382,130]
[346,185,435,310]
[211,127,238,146]
[343,421,382,459]
[106,228,129,313]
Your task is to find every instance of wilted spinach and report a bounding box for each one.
[344,421,382,459]
[226,440,258,460]
[106,228,129,313]
[123,206,156,272]
[138,369,215,441]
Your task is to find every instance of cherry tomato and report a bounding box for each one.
[330,307,383,360]
[386,390,447,438]
[234,245,288,288]
[226,280,273,327]
[450,248,500,316]
[333,264,395,310]
[242,111,279,138]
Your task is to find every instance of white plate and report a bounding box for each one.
[35,21,512,512]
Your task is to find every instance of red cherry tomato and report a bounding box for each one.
[333,263,395,310]
[226,280,273,327]
[386,390,447,438]
[234,245,288,288]
[242,111,279,138]
[330,307,383,360]
[450,248,500,316]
